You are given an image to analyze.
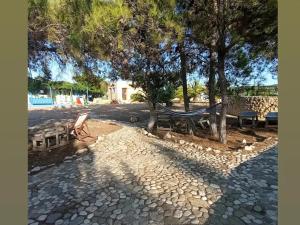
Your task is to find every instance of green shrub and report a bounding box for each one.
[130,92,146,102]
[175,81,206,101]
[157,84,176,105]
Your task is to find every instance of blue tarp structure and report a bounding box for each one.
[29,97,53,105]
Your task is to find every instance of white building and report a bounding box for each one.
[107,80,142,103]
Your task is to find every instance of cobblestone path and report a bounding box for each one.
[28,126,277,225]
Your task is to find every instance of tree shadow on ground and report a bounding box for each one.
[203,147,278,225]
[149,141,278,225]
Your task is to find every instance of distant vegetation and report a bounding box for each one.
[28,75,108,97]
[228,85,278,96]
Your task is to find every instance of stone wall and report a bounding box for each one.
[227,96,278,119]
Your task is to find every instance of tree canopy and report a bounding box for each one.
[28,0,277,144]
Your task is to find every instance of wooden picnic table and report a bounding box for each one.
[238,111,258,128]
[29,122,72,151]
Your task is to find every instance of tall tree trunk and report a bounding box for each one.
[179,44,189,112]
[147,101,157,134]
[217,51,228,144]
[208,48,218,139]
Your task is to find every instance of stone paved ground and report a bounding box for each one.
[28,125,277,225]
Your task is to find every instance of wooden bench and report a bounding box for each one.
[30,124,70,151]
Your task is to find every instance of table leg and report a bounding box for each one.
[238,116,242,128]
[42,132,46,149]
[252,117,255,127]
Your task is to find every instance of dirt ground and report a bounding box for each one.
[155,115,277,151]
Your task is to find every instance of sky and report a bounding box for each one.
[30,60,278,86]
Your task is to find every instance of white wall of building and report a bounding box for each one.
[108,80,142,103]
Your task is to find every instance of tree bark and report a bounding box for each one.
[217,51,228,144]
[179,44,189,112]
[208,49,218,139]
[147,100,157,134]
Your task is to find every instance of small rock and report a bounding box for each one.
[197,145,203,150]
[244,145,253,151]
[81,201,89,206]
[242,139,247,144]
[79,211,87,216]
[95,200,103,206]
[87,213,94,219]
[183,210,192,217]
[31,166,40,172]
[164,132,172,139]
[70,214,77,220]
[149,203,157,208]
[173,209,183,218]
[76,148,88,154]
[191,219,200,224]
[88,143,96,148]
[234,200,241,205]
[133,186,143,192]
[253,205,263,213]
[113,209,122,215]
[37,214,47,221]
[64,156,73,160]
[116,214,125,220]
[55,219,64,225]
[179,140,185,145]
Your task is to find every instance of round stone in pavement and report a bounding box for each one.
[69,216,84,225]
[37,214,47,221]
[46,213,62,224]
[174,209,183,218]
[55,219,64,225]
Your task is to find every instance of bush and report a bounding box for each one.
[130,92,146,102]
[175,81,206,101]
[157,84,176,105]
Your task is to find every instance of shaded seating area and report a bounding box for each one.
[156,103,220,135]
[29,113,95,151]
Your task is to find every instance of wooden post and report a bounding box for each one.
[66,123,69,142]
[42,131,46,149]
[56,130,59,146]
[32,139,37,150]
